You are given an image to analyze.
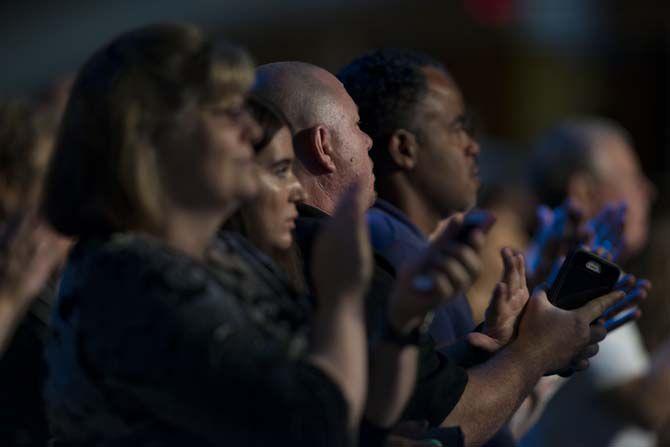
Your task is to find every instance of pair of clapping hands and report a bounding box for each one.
[466,200,648,372]
[312,184,645,372]
[527,201,649,331]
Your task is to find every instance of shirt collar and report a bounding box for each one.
[373,198,426,240]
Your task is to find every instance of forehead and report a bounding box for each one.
[256,126,293,164]
[419,66,464,117]
[591,133,640,177]
[317,70,358,119]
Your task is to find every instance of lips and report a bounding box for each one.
[286,213,298,228]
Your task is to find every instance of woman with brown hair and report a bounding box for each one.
[221,96,308,293]
[43,23,372,446]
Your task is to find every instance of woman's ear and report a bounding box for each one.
[388,129,419,171]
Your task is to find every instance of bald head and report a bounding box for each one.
[251,61,375,214]
[253,62,343,133]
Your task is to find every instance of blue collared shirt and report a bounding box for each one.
[367,199,476,345]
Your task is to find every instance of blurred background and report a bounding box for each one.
[2,3,668,282]
[1,0,668,208]
[2,1,670,445]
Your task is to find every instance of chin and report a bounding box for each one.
[273,233,293,252]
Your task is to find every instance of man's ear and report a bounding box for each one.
[388,129,419,171]
[311,125,337,173]
[293,126,336,174]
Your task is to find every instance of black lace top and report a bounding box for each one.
[45,232,349,446]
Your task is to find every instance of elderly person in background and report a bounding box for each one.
[524,118,666,447]
[43,23,378,446]
[254,58,630,447]
[0,99,70,447]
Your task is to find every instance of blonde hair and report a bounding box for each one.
[43,23,254,237]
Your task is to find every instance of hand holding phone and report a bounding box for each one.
[455,209,496,243]
[548,247,621,312]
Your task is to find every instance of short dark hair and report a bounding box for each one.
[337,48,445,165]
[529,118,631,207]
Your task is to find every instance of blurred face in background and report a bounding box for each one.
[589,133,656,257]
[240,126,306,252]
[160,95,262,214]
[411,67,481,217]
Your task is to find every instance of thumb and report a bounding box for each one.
[431,213,464,249]
[577,290,626,322]
[467,332,503,353]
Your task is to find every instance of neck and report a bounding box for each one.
[157,202,235,261]
[376,175,443,236]
[298,174,337,216]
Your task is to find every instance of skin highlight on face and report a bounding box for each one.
[241,126,306,253]
[411,67,481,217]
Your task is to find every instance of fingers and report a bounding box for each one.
[578,290,626,321]
[588,324,607,344]
[440,243,482,280]
[467,331,503,353]
[594,245,614,261]
[431,214,464,249]
[501,247,515,287]
[501,247,527,291]
[614,273,636,293]
[439,256,473,293]
[572,358,590,372]
[580,343,600,359]
[602,287,647,320]
[604,308,641,332]
[536,205,554,231]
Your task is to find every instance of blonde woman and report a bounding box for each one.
[43,24,372,446]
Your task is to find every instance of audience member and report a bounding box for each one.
[0,99,70,447]
[221,96,307,292]
[255,57,629,447]
[524,118,666,447]
[43,23,374,446]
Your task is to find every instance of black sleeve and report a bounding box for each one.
[402,336,469,427]
[358,419,392,447]
[76,248,351,447]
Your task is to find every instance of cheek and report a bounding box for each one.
[255,176,291,223]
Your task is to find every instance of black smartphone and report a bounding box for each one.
[548,247,621,311]
[455,209,496,243]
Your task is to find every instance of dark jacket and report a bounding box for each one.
[46,232,349,447]
[295,203,468,445]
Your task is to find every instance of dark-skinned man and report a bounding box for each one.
[254,60,628,447]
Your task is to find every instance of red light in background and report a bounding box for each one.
[464,0,516,26]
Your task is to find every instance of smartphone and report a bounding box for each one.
[455,209,496,242]
[548,247,621,311]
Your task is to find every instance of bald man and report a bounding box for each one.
[253,62,376,212]
[253,62,627,447]
[254,62,481,445]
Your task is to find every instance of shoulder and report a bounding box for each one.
[61,234,220,320]
[367,206,398,252]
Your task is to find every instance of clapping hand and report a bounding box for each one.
[469,248,530,352]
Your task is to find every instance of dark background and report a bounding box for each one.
[2,0,668,210]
